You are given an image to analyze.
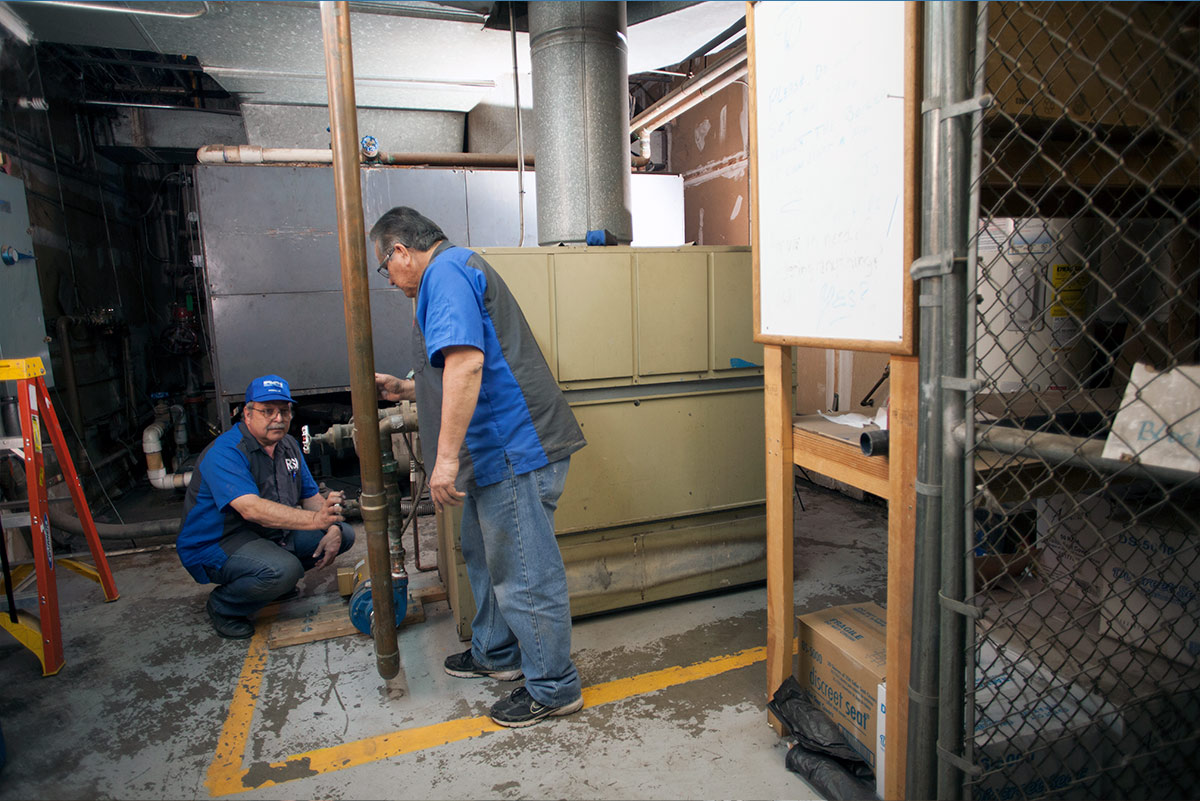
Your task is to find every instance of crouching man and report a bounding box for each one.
[177,374,354,639]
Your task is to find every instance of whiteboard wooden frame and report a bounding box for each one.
[749,1,919,355]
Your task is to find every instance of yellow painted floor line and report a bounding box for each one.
[206,633,769,797]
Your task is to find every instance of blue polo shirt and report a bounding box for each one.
[176,422,319,583]
[412,242,586,487]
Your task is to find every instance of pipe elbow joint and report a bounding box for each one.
[147,468,192,489]
[143,422,166,453]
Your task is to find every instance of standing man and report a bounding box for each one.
[372,206,586,728]
[177,374,355,639]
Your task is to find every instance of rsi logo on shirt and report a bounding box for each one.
[284,457,299,474]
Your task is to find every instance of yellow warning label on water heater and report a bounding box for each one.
[1049,263,1087,317]
[1048,263,1088,351]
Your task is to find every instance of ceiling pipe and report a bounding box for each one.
[81,100,241,115]
[629,45,748,139]
[34,1,210,19]
[196,144,535,168]
[204,65,495,91]
[276,0,488,24]
[320,0,398,681]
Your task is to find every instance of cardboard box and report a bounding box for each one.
[1035,493,1112,601]
[1095,507,1200,668]
[1039,493,1200,667]
[981,573,1200,799]
[986,2,1180,130]
[795,602,887,768]
[875,681,886,800]
[974,638,1121,800]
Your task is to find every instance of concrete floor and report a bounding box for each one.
[0,479,887,800]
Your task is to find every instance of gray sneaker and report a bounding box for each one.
[443,649,523,681]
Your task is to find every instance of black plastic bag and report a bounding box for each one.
[769,676,877,800]
[768,676,866,763]
[785,744,877,801]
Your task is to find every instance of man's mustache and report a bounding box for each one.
[267,424,287,431]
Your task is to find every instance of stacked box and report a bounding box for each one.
[795,602,887,768]
[1096,508,1200,668]
[1036,493,1113,600]
[1039,493,1199,667]
[973,638,1121,800]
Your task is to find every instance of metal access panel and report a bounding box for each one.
[429,245,766,639]
[195,165,473,402]
[0,172,53,394]
[195,165,683,404]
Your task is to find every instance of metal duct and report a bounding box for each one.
[528,1,633,246]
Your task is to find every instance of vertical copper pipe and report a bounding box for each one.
[320,0,398,679]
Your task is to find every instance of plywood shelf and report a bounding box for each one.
[792,415,890,499]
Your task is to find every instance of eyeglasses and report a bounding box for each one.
[249,405,293,420]
[377,247,394,279]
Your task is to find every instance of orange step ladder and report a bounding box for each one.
[0,357,119,675]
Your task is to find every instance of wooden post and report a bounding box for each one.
[885,6,922,792]
[885,354,919,798]
[764,343,794,732]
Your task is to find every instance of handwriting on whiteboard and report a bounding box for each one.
[755,1,906,343]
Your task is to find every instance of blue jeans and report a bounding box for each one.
[205,523,355,618]
[461,457,581,707]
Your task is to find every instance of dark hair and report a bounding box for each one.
[369,206,446,253]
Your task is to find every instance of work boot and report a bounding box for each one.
[206,596,254,639]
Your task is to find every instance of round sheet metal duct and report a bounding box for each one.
[528,1,633,246]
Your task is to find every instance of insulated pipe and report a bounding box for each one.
[48,503,179,540]
[143,415,192,489]
[37,0,210,19]
[628,45,748,136]
[196,144,534,168]
[320,0,398,680]
[528,1,633,245]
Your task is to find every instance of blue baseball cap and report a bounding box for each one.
[245,374,296,404]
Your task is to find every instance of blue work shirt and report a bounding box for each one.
[412,242,586,488]
[176,422,319,582]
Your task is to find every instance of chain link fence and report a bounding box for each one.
[958,2,1200,798]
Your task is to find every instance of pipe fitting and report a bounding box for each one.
[143,415,192,489]
[379,401,419,437]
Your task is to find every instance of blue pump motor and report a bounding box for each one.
[348,574,409,636]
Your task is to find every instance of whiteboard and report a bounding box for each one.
[752,1,910,349]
